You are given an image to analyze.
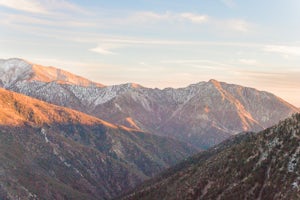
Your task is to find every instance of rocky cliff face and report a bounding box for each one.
[1,58,298,149]
[0,88,196,200]
[121,113,300,200]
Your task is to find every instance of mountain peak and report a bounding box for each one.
[0,58,33,88]
[208,79,219,84]
[30,64,104,87]
[0,58,104,88]
[0,57,29,65]
[208,79,223,89]
[126,82,142,89]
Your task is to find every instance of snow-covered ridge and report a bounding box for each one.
[0,58,33,88]
[66,83,141,106]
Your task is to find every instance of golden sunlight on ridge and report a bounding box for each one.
[30,64,105,87]
[0,87,116,128]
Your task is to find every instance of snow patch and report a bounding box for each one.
[292,129,300,139]
[110,139,125,159]
[63,161,72,168]
[292,181,299,189]
[57,154,72,168]
[0,58,33,87]
[41,128,49,143]
[94,84,133,105]
[130,91,151,111]
[261,116,270,122]
[256,137,281,166]
[288,145,300,173]
[115,103,122,111]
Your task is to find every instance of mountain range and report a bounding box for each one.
[0,87,196,199]
[0,58,299,199]
[0,58,298,149]
[121,113,300,200]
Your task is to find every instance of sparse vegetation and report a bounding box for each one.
[0,88,197,200]
[121,113,300,200]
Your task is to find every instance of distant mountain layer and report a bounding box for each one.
[0,88,196,200]
[1,58,298,149]
[0,58,104,87]
[121,113,300,200]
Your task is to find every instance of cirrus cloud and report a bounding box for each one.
[128,11,252,33]
[221,0,236,8]
[0,0,46,13]
[0,0,86,14]
[180,13,209,24]
[264,45,300,56]
[238,59,258,65]
[129,11,208,24]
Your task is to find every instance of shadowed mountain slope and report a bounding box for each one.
[121,113,300,200]
[0,88,196,200]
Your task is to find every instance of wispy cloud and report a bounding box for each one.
[237,70,300,89]
[46,0,87,14]
[89,42,127,55]
[180,13,209,24]
[91,36,262,47]
[161,59,231,66]
[86,36,263,56]
[264,45,300,56]
[90,46,115,55]
[225,19,251,32]
[128,11,208,24]
[129,11,172,23]
[238,59,258,65]
[221,0,237,8]
[0,0,86,14]
[160,59,236,72]
[0,0,47,13]
[1,12,95,28]
[128,11,252,32]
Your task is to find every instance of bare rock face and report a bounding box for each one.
[121,113,300,200]
[0,58,298,149]
[0,88,196,200]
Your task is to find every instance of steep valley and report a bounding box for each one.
[121,113,300,200]
[0,88,196,200]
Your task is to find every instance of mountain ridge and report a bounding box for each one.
[121,113,300,200]
[0,87,197,200]
[0,58,298,149]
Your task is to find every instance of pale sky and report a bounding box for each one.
[0,0,300,106]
